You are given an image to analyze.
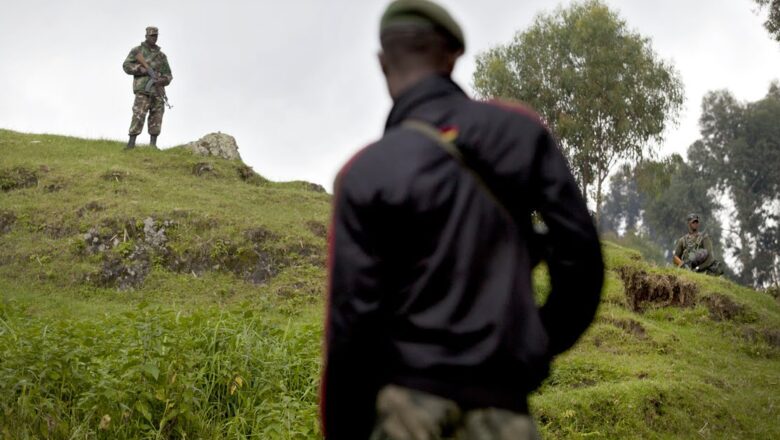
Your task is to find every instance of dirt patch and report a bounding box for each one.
[102,170,130,182]
[617,266,698,312]
[192,162,215,176]
[43,220,77,239]
[245,227,277,243]
[0,210,16,234]
[306,220,327,239]
[602,317,647,339]
[643,393,665,426]
[76,201,106,217]
[236,164,269,185]
[0,166,38,191]
[701,294,744,321]
[292,242,326,268]
[763,329,780,348]
[44,182,65,192]
[163,230,287,285]
[742,327,780,349]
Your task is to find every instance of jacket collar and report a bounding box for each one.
[385,74,466,130]
[141,41,160,51]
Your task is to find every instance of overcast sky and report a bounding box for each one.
[2,0,778,192]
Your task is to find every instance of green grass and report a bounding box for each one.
[1,129,779,438]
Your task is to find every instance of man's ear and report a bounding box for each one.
[444,49,463,74]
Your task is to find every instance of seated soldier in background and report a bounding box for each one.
[673,213,723,275]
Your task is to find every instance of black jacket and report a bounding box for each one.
[322,75,603,439]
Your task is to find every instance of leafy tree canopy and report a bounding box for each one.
[754,0,780,42]
[689,83,780,286]
[473,0,683,221]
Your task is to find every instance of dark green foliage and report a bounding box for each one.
[472,0,683,219]
[0,300,321,438]
[601,156,724,267]
[689,84,780,286]
[754,0,780,42]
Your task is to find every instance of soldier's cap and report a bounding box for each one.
[146,26,159,36]
[687,213,700,222]
[380,0,465,51]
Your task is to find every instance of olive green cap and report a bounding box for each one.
[380,0,465,50]
[146,26,158,36]
[687,213,700,222]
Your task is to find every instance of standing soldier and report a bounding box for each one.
[122,26,172,149]
[673,213,724,275]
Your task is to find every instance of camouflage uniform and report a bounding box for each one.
[674,233,723,275]
[370,385,541,440]
[122,31,172,137]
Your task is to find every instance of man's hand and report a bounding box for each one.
[138,66,147,75]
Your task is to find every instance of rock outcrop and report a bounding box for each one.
[185,132,241,161]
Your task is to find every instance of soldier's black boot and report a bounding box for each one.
[125,135,136,150]
[150,135,158,147]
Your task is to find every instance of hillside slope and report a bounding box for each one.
[1,129,778,439]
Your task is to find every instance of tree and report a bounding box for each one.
[601,155,724,267]
[689,84,780,286]
[754,0,780,43]
[473,0,684,223]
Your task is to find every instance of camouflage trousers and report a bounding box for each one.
[370,385,541,440]
[698,260,724,276]
[128,92,165,136]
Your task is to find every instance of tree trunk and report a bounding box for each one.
[580,171,589,206]
[595,173,604,230]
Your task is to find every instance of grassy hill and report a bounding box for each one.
[1,129,778,439]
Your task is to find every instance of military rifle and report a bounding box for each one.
[135,51,172,109]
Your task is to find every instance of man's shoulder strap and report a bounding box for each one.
[400,119,510,218]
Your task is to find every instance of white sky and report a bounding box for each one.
[1,0,778,192]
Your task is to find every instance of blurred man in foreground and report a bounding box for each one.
[321,1,604,438]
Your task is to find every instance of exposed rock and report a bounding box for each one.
[83,227,121,254]
[93,253,150,290]
[82,216,175,289]
[142,217,171,249]
[185,132,242,161]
